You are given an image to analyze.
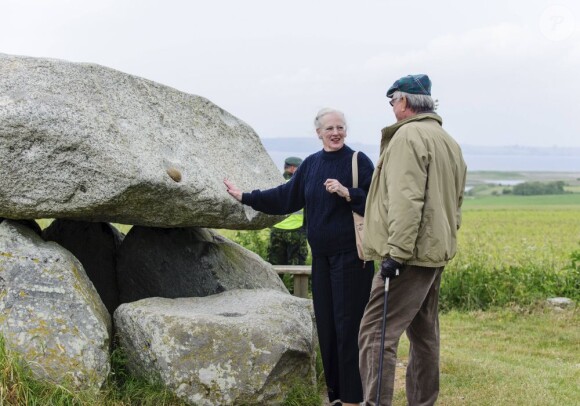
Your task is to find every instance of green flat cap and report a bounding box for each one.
[284,156,303,166]
[387,74,431,97]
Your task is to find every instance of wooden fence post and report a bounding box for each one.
[272,265,312,299]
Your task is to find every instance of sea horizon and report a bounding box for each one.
[262,138,580,173]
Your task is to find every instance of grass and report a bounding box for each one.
[0,337,321,406]
[0,335,94,405]
[3,309,578,406]
[463,193,580,209]
[283,383,322,406]
[392,306,580,406]
[104,345,186,405]
[0,337,186,405]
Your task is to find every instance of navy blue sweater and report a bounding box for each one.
[242,145,374,256]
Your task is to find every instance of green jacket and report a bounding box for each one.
[362,113,467,267]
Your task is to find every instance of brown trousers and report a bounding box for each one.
[358,265,444,406]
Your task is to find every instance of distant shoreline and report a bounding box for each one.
[262,138,580,173]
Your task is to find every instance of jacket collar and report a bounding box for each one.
[380,112,442,153]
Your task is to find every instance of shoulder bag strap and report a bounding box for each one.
[352,151,359,188]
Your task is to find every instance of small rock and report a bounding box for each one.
[546,297,574,309]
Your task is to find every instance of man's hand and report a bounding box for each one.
[380,258,403,280]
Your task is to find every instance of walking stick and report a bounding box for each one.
[375,277,390,406]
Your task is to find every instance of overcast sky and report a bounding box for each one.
[2,0,579,147]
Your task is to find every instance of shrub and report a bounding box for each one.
[512,181,566,195]
[229,229,271,260]
[440,254,580,311]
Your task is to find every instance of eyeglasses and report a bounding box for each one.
[389,97,399,107]
[323,125,345,133]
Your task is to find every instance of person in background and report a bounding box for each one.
[268,156,308,266]
[224,108,375,406]
[358,74,467,406]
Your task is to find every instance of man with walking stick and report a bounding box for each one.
[358,74,467,405]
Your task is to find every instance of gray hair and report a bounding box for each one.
[314,108,347,129]
[391,91,435,113]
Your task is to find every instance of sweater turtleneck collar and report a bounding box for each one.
[321,144,352,160]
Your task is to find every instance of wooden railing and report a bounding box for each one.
[272,265,311,299]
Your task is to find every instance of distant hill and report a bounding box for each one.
[261,138,580,172]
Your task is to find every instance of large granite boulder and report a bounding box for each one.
[114,289,316,406]
[0,53,284,229]
[116,226,287,304]
[0,220,111,388]
[42,219,125,315]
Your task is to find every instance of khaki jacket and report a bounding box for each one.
[362,113,467,267]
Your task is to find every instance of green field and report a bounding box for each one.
[463,192,580,209]
[456,208,579,267]
[467,171,580,186]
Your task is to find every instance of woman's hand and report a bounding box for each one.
[323,179,350,200]
[224,179,243,202]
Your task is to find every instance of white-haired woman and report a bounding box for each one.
[224,108,374,406]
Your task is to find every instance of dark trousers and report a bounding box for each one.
[312,250,374,403]
[359,266,443,406]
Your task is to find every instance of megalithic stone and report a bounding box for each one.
[0,53,285,229]
[0,220,111,389]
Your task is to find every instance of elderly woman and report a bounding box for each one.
[224,108,374,406]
